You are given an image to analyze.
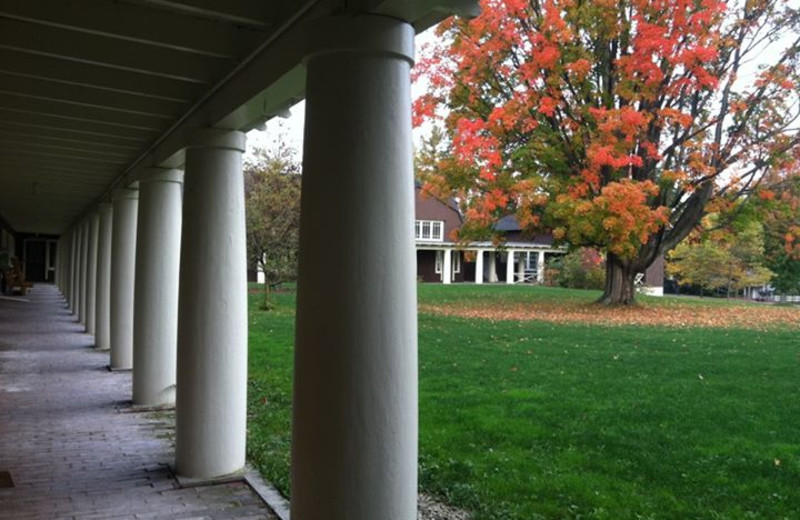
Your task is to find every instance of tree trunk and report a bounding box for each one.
[262,280,270,309]
[598,253,637,305]
[260,263,272,311]
[726,261,733,299]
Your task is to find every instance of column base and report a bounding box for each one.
[173,467,245,488]
[117,402,176,414]
[170,465,289,520]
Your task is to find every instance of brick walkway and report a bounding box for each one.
[0,285,279,520]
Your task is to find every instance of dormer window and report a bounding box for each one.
[415,220,444,242]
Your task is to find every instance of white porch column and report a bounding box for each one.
[475,250,484,284]
[60,235,69,296]
[54,238,60,290]
[71,226,81,313]
[443,248,452,284]
[517,253,526,282]
[175,129,247,479]
[506,250,516,284]
[537,251,546,283]
[55,239,61,290]
[78,224,86,318]
[86,213,100,335]
[68,229,77,310]
[110,188,138,370]
[95,204,113,351]
[80,220,90,327]
[488,252,499,282]
[291,15,417,520]
[133,169,183,407]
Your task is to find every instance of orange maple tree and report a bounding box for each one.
[414,0,800,304]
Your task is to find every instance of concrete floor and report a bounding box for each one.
[0,284,279,520]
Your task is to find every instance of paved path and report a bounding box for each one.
[0,284,279,520]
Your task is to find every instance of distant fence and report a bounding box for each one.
[759,295,800,303]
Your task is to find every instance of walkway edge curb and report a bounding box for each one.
[243,465,291,520]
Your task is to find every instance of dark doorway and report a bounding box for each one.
[24,240,47,282]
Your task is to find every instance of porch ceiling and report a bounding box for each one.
[0,0,475,236]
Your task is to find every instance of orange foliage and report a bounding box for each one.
[420,301,800,330]
[413,0,800,284]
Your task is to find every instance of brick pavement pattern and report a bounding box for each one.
[0,285,279,520]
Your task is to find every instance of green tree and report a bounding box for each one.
[244,144,301,310]
[758,177,800,298]
[667,217,773,297]
[668,238,727,296]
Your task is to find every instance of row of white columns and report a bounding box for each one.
[436,249,548,285]
[56,133,248,480]
[503,249,547,284]
[53,14,418,519]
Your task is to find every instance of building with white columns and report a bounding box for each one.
[415,187,566,285]
[0,1,482,519]
[414,187,667,293]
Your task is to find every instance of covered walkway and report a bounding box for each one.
[0,284,278,520]
[0,2,481,517]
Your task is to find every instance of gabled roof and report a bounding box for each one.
[494,214,521,232]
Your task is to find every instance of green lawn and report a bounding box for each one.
[246,284,800,520]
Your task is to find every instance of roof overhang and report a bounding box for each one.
[0,0,478,235]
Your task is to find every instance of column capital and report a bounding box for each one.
[186,128,245,152]
[112,187,139,202]
[137,167,184,185]
[304,15,415,65]
[97,202,113,214]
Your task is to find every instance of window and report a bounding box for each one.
[415,220,444,241]
[525,252,538,271]
[452,251,461,273]
[434,250,443,273]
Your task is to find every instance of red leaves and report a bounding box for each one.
[412,0,800,273]
[759,190,776,201]
[420,300,800,330]
[538,96,558,116]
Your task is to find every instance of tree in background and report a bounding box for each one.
[757,176,800,298]
[667,237,729,296]
[667,215,773,297]
[414,0,800,304]
[244,144,301,310]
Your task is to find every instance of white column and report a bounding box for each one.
[475,250,484,284]
[54,238,60,289]
[71,227,80,313]
[175,129,247,478]
[78,225,86,317]
[291,16,417,520]
[86,213,100,335]
[517,253,525,282]
[80,221,90,327]
[443,248,452,284]
[488,252,499,282]
[133,169,183,407]
[45,241,51,281]
[68,231,77,307]
[95,204,113,351]
[537,251,546,283]
[59,235,68,295]
[506,250,516,284]
[110,188,138,370]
